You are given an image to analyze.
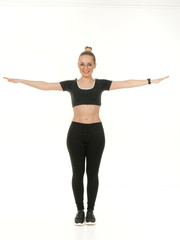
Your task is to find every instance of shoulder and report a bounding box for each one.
[60,79,75,84]
[96,78,113,90]
[96,78,112,83]
[59,79,76,91]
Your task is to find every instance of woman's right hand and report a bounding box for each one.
[3,77,21,83]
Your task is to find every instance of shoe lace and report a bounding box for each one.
[76,210,84,217]
[87,210,94,217]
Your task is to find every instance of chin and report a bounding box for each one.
[81,72,92,77]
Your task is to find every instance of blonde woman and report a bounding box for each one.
[3,46,169,226]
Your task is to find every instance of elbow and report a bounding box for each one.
[123,80,132,88]
[118,81,129,89]
[43,82,49,91]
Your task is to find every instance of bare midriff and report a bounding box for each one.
[72,105,101,124]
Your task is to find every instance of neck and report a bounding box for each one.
[80,76,93,82]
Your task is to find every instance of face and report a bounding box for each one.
[78,55,96,78]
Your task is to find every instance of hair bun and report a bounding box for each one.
[85,46,92,52]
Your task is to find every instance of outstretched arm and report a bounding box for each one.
[109,75,169,90]
[3,77,63,91]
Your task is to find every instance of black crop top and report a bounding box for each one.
[59,78,112,107]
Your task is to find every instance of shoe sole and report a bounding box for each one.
[74,222,85,226]
[86,221,96,225]
[74,222,96,226]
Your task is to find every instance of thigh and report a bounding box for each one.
[86,130,105,175]
[66,129,86,175]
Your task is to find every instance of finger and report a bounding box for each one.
[162,76,169,80]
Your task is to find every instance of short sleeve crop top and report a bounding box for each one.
[59,78,112,108]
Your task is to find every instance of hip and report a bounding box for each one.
[68,121,104,136]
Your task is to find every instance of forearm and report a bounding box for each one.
[18,79,47,90]
[124,79,148,88]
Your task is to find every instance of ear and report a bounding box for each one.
[94,63,97,69]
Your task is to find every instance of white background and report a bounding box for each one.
[0,1,179,239]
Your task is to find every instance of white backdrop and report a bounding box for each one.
[0,1,179,231]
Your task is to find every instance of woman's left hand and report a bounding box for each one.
[151,75,169,84]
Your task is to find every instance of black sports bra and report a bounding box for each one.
[59,78,112,108]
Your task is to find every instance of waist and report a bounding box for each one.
[72,121,102,125]
[69,121,104,135]
[72,115,101,124]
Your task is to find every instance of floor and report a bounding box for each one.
[0,185,180,240]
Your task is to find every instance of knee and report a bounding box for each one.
[87,173,98,182]
[72,172,85,182]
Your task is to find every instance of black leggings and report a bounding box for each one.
[66,121,105,211]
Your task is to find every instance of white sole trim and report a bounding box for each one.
[86,222,96,225]
[74,222,85,226]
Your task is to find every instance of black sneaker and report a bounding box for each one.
[85,209,96,225]
[74,210,85,226]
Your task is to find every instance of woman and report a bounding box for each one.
[3,46,169,226]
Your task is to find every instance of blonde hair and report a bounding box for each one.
[84,46,92,52]
[79,46,96,63]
